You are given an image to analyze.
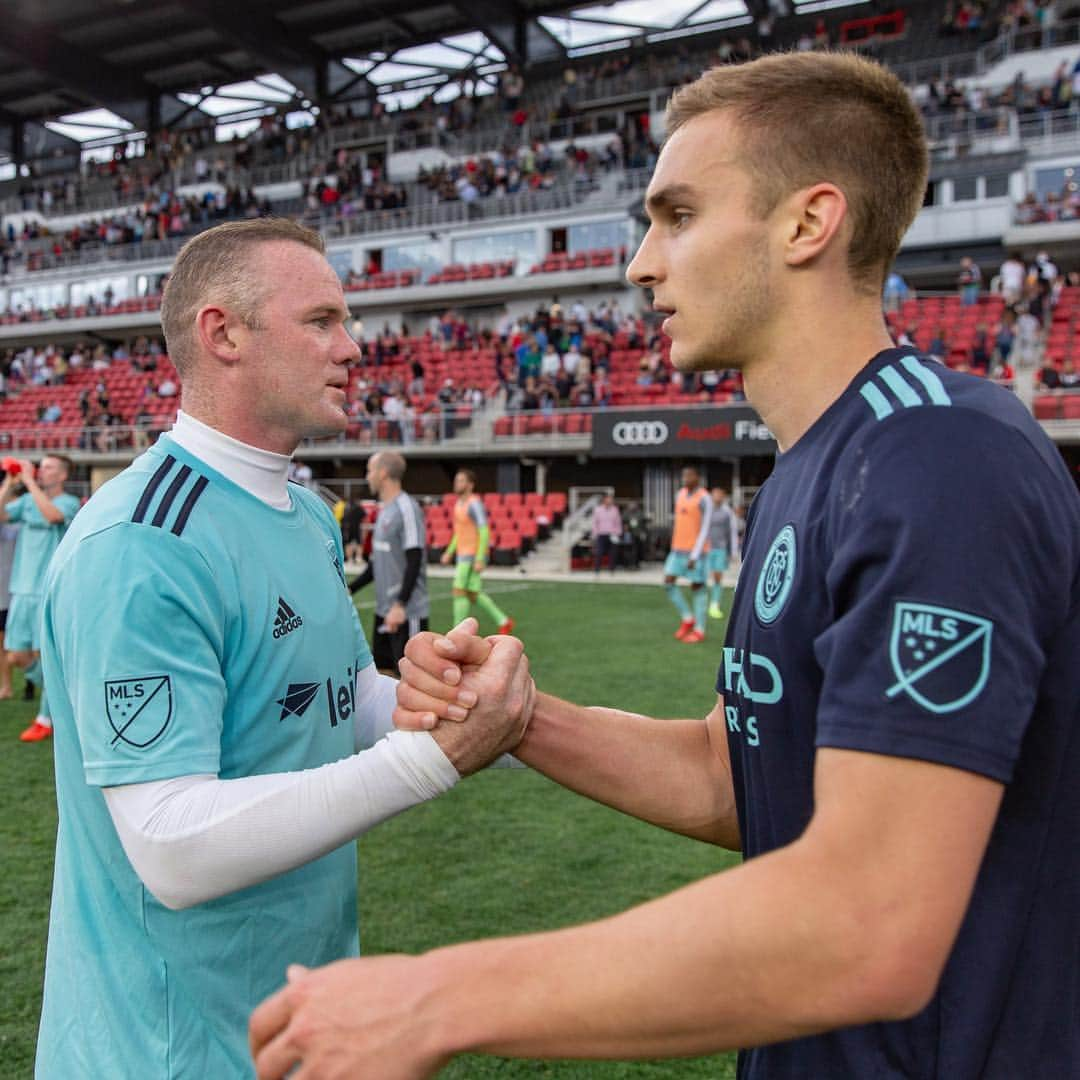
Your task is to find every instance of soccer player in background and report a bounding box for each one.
[664,464,711,643]
[0,455,80,741]
[0,520,18,699]
[706,486,739,620]
[254,53,1079,1080]
[34,219,531,1077]
[440,468,514,634]
[350,451,429,674]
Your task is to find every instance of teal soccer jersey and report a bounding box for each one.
[4,490,80,594]
[37,437,372,1079]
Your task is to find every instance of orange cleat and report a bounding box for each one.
[498,617,515,635]
[682,630,706,644]
[674,619,695,641]
[20,721,53,742]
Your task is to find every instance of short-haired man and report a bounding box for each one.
[664,465,711,643]
[706,486,738,620]
[590,492,622,573]
[350,452,429,674]
[440,469,514,634]
[0,521,19,700]
[254,54,1079,1080]
[0,455,80,741]
[35,219,531,1077]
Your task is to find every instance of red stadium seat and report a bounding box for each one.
[1063,395,1080,419]
[1034,395,1062,420]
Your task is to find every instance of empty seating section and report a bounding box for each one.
[345,270,421,291]
[423,491,566,565]
[493,413,594,437]
[427,261,514,285]
[529,248,625,274]
[0,360,179,449]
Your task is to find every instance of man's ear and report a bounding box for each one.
[782,183,848,269]
[195,305,244,366]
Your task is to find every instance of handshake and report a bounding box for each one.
[393,617,536,776]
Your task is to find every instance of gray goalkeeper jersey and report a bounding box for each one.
[372,492,429,620]
[708,501,738,555]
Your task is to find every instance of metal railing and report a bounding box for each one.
[1032,386,1080,420]
[0,179,598,280]
[0,405,485,456]
[977,17,1080,69]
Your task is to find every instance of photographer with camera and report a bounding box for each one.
[0,455,80,741]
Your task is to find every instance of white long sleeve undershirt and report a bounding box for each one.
[102,421,459,910]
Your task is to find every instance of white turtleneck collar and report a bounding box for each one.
[167,410,294,510]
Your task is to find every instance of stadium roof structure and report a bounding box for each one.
[0,0,803,164]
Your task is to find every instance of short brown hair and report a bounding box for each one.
[44,454,72,477]
[666,51,928,291]
[374,451,407,482]
[160,218,325,378]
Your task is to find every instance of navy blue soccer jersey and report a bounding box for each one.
[718,348,1080,1079]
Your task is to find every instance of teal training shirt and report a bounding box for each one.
[4,491,80,594]
[37,436,372,1079]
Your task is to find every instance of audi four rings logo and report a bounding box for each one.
[612,420,669,446]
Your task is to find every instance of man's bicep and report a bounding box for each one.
[52,527,228,786]
[816,411,1062,782]
[806,746,1003,1002]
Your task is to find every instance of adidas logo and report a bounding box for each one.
[272,597,304,639]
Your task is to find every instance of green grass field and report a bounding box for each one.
[0,579,740,1078]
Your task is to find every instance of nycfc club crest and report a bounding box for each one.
[106,675,172,748]
[887,602,993,715]
[755,524,797,625]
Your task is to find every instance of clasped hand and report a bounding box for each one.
[395,618,534,775]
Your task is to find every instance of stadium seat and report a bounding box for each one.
[1034,395,1062,420]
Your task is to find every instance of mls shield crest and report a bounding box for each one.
[105,675,172,748]
[886,603,993,715]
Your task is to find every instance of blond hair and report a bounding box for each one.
[160,218,325,378]
[666,51,928,291]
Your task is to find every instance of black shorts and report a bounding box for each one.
[0,608,6,632]
[372,614,429,672]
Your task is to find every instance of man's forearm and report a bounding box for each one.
[0,476,14,518]
[515,692,739,848]
[25,481,64,524]
[421,838,908,1063]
